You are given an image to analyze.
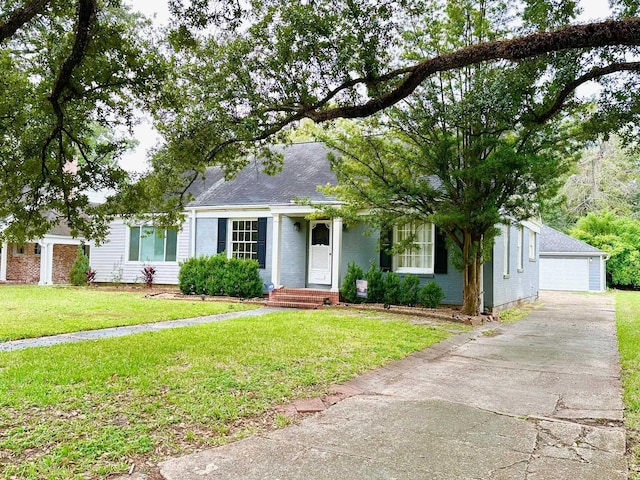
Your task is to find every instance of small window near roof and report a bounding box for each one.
[517,226,523,271]
[34,244,41,256]
[503,224,510,277]
[529,231,537,260]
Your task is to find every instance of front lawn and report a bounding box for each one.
[615,290,640,479]
[0,309,453,479]
[0,286,257,341]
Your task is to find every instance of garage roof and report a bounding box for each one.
[540,225,605,255]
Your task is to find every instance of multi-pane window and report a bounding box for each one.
[129,226,177,262]
[230,220,258,260]
[393,223,434,273]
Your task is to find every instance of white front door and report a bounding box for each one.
[308,220,332,285]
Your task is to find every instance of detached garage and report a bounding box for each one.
[539,225,608,292]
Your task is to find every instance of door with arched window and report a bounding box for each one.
[308,220,332,285]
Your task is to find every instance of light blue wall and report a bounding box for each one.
[338,225,464,305]
[195,218,217,256]
[279,216,308,288]
[194,216,272,289]
[589,256,603,292]
[339,224,379,284]
[489,224,539,309]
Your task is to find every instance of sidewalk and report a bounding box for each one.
[0,307,282,352]
[155,292,627,479]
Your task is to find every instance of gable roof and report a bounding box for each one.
[187,142,337,208]
[540,225,605,255]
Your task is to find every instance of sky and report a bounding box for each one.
[119,0,615,175]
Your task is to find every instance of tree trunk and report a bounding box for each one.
[461,231,482,316]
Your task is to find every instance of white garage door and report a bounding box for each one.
[540,257,589,291]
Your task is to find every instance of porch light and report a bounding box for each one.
[293,222,301,232]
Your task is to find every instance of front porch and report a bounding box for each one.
[269,211,344,292]
[0,236,85,285]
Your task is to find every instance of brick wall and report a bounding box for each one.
[52,244,78,284]
[5,243,79,284]
[6,243,41,283]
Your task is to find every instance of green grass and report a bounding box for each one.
[0,310,451,479]
[0,286,257,341]
[615,290,640,479]
[498,301,540,324]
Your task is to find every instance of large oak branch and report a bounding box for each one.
[304,18,640,122]
[0,0,51,43]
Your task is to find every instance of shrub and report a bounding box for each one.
[86,268,97,285]
[204,254,228,296]
[179,255,263,298]
[141,265,156,288]
[69,246,90,286]
[383,272,402,305]
[222,257,263,298]
[572,211,640,288]
[400,275,420,306]
[418,281,445,308]
[341,262,365,303]
[364,263,385,303]
[179,255,217,295]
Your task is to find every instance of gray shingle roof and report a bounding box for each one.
[540,225,605,254]
[187,142,337,207]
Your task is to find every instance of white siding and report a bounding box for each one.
[90,219,190,285]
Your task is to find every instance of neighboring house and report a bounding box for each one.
[539,225,608,292]
[90,141,540,311]
[0,217,86,285]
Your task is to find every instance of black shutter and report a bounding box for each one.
[217,218,227,254]
[257,217,267,269]
[379,228,393,271]
[434,226,448,274]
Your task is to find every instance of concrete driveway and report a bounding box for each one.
[157,291,627,479]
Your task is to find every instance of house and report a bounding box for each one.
[89,142,541,311]
[539,225,608,292]
[0,215,86,285]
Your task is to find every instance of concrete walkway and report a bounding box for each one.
[0,307,282,352]
[155,292,627,480]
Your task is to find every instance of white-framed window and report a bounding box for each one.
[503,224,511,277]
[517,226,523,271]
[229,219,258,261]
[393,223,435,274]
[529,230,537,261]
[128,226,177,262]
[13,245,25,256]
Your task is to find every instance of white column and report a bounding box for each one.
[190,209,196,257]
[331,217,342,292]
[38,241,48,285]
[479,262,484,313]
[0,241,7,281]
[271,214,281,287]
[38,241,54,285]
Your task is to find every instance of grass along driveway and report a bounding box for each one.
[0,285,257,341]
[616,290,640,479]
[0,309,457,479]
